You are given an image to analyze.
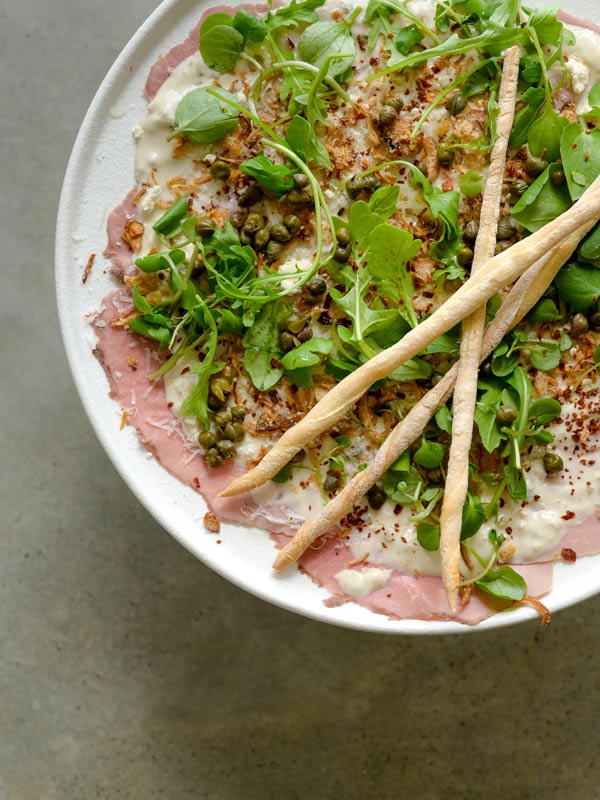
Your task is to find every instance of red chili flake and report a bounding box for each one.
[167,401,174,408]
[561,510,576,521]
[193,477,200,489]
[561,548,577,562]
[181,366,190,375]
[506,526,513,534]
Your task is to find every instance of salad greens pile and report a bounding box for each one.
[123,0,600,602]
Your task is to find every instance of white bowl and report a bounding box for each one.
[56,0,600,633]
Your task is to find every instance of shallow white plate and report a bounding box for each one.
[56,0,600,633]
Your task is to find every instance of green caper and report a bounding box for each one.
[283,214,300,234]
[198,430,218,449]
[195,217,217,238]
[223,422,245,442]
[238,183,262,206]
[303,276,327,299]
[496,217,516,240]
[589,312,600,332]
[346,177,364,199]
[230,208,248,229]
[214,410,233,427]
[525,155,548,178]
[254,227,271,250]
[426,469,443,484]
[279,331,298,351]
[231,405,247,421]
[324,474,341,493]
[336,227,351,246]
[216,440,237,460]
[446,94,467,115]
[284,315,310,334]
[463,220,479,243]
[210,160,231,181]
[438,145,455,166]
[207,393,226,411]
[379,105,398,126]
[550,169,566,186]
[388,96,404,112]
[496,405,518,425]
[571,313,589,337]
[292,173,309,189]
[494,241,512,255]
[266,240,284,259]
[286,188,311,205]
[270,223,292,243]
[367,485,387,510]
[457,246,473,266]
[239,229,253,246]
[209,377,231,401]
[291,448,306,463]
[421,208,437,229]
[543,452,564,474]
[334,243,352,263]
[243,212,263,234]
[362,174,381,193]
[507,179,528,205]
[204,448,222,467]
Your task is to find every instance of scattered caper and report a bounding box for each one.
[388,96,404,112]
[254,227,271,250]
[214,410,233,427]
[279,331,298,351]
[270,223,292,243]
[207,393,226,411]
[550,169,566,186]
[571,313,589,337]
[346,177,364,199]
[303,276,327,299]
[496,405,518,425]
[494,241,512,255]
[379,105,398,126]
[217,439,237,460]
[223,422,245,442]
[230,208,248,229]
[286,188,311,206]
[446,94,467,116]
[198,430,218,449]
[238,183,262,206]
[507,179,528,205]
[525,155,548,178]
[239,229,253,246]
[496,217,516,241]
[324,474,341,493]
[336,227,351,246]
[243,212,263,234]
[284,315,310,334]
[362,174,381,193]
[266,240,284,259]
[426,469,443,484]
[204,448,222,467]
[479,359,492,377]
[231,405,247,421]
[463,220,479,243]
[543,452,564,474]
[457,246,473,266]
[283,214,300,234]
[421,208,437,229]
[210,376,231,401]
[292,173,309,189]
[210,160,231,181]
[291,448,306,463]
[589,312,600,332]
[195,217,217,238]
[334,243,352,263]
[297,326,313,343]
[367,485,387,510]
[438,145,455,166]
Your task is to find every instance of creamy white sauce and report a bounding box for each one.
[135,0,600,582]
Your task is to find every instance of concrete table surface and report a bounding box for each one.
[1,1,600,797]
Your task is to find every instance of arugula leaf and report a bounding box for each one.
[474,382,504,452]
[135,249,186,273]
[528,104,569,163]
[266,0,325,31]
[509,86,545,149]
[240,154,295,196]
[298,16,357,78]
[475,565,527,601]
[242,303,292,390]
[285,114,331,168]
[555,262,600,312]
[403,163,461,263]
[280,338,333,371]
[416,521,440,551]
[128,315,172,350]
[153,197,189,237]
[394,23,424,55]
[171,87,239,144]
[365,223,422,326]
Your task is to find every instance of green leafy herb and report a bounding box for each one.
[416,521,441,551]
[242,303,292,390]
[459,171,483,197]
[135,249,186,273]
[555,262,600,312]
[560,122,600,201]
[394,23,424,55]
[240,154,296,196]
[152,197,189,237]
[476,565,527,601]
[297,11,358,78]
[170,87,239,144]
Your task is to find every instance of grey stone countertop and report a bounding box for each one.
[1,1,600,798]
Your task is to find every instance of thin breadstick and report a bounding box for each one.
[222,175,600,497]
[272,226,589,572]
[440,47,520,611]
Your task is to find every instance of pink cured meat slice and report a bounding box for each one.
[558,9,600,36]
[103,188,139,276]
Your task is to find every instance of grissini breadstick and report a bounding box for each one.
[272,225,589,572]
[440,47,520,611]
[221,174,600,497]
